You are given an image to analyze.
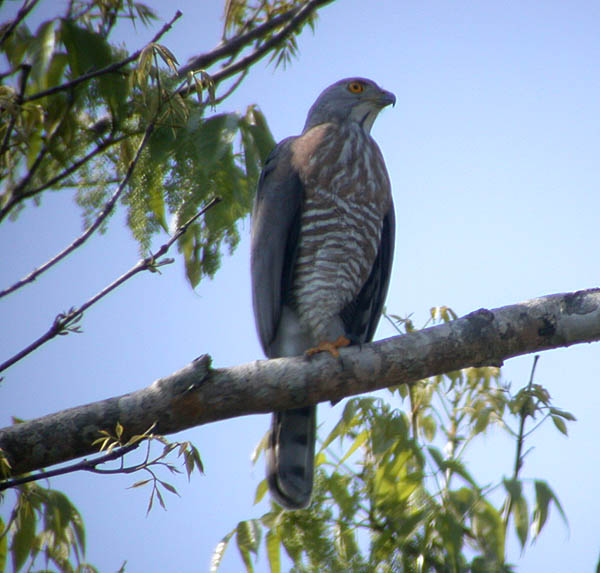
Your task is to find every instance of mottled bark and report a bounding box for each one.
[2,289,599,477]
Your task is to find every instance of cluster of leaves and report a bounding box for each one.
[94,421,204,514]
[126,104,274,285]
[223,0,320,68]
[0,0,277,287]
[0,482,95,573]
[0,420,205,572]
[213,308,573,572]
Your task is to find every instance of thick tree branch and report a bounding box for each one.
[1,288,599,479]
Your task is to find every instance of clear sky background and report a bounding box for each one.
[1,0,599,571]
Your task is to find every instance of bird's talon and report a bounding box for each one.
[305,335,351,358]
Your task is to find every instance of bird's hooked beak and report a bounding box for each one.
[377,88,396,108]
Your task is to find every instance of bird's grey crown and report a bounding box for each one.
[303,77,395,133]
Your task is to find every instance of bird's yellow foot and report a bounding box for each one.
[305,335,351,358]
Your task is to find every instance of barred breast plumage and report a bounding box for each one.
[290,121,392,343]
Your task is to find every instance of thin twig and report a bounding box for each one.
[212,0,329,84]
[0,132,130,225]
[179,0,333,97]
[513,354,539,478]
[0,127,151,301]
[0,118,158,372]
[0,0,41,48]
[178,0,314,76]
[503,354,539,527]
[21,10,182,104]
[0,197,221,374]
[0,442,140,490]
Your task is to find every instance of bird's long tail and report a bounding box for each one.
[266,406,316,509]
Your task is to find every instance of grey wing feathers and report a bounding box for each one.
[250,138,303,358]
[341,205,395,343]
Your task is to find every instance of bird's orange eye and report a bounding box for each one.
[348,81,364,94]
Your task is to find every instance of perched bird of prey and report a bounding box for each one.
[251,77,395,509]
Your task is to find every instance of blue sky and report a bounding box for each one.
[1,0,600,571]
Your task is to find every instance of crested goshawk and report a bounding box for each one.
[251,77,395,509]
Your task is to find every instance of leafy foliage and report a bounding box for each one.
[223,0,319,69]
[0,482,95,573]
[0,0,278,286]
[93,421,205,514]
[0,422,205,572]
[214,309,574,572]
[1,2,332,569]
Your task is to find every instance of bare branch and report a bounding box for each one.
[0,197,221,374]
[1,288,599,478]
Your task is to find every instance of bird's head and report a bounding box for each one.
[303,77,396,133]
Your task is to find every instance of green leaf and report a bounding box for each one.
[155,486,166,510]
[448,487,477,517]
[148,183,167,231]
[551,414,568,436]
[12,501,37,572]
[503,478,528,549]
[130,479,152,488]
[325,473,356,519]
[236,519,262,571]
[29,20,58,90]
[421,414,437,441]
[471,499,505,563]
[320,401,356,450]
[427,446,478,487]
[473,406,492,435]
[502,477,522,500]
[532,480,568,538]
[339,429,368,464]
[251,432,269,464]
[374,449,420,506]
[0,516,8,573]
[550,407,577,421]
[60,19,128,120]
[314,451,327,467]
[334,522,358,563]
[239,118,259,185]
[153,43,179,72]
[254,479,269,505]
[265,529,281,573]
[512,493,529,549]
[210,531,233,572]
[437,511,463,568]
[245,106,276,163]
[158,480,178,496]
